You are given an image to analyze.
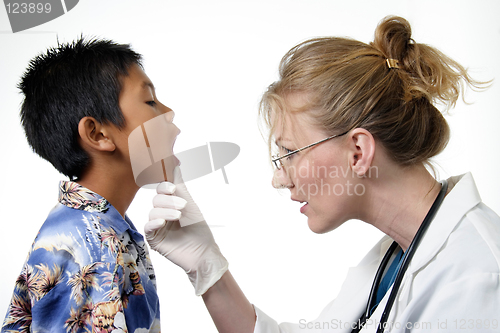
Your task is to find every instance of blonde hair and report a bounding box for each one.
[260,16,487,166]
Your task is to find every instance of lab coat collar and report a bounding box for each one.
[405,172,481,274]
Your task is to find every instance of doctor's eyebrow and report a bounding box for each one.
[274,137,292,147]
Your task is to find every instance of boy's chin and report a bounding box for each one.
[134,155,178,188]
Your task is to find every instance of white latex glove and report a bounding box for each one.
[145,166,229,296]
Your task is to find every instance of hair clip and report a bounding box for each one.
[386,58,400,69]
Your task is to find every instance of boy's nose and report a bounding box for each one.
[164,108,175,122]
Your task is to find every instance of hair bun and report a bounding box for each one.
[372,16,412,61]
[372,15,485,108]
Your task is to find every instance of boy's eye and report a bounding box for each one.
[146,100,157,106]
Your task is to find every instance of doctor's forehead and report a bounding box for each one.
[271,115,286,145]
[272,110,312,145]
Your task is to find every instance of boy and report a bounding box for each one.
[2,37,177,332]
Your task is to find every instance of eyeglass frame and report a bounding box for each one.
[271,130,349,170]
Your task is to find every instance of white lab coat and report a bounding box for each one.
[254,173,500,332]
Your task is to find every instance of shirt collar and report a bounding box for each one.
[58,180,133,235]
[58,180,110,213]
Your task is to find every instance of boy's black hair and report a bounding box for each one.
[19,37,142,180]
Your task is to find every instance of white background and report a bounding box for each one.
[1,1,499,331]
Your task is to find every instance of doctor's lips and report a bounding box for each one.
[292,197,309,214]
[128,114,240,187]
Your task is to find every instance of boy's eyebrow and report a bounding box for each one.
[142,81,156,91]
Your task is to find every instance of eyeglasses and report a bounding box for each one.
[271,130,349,170]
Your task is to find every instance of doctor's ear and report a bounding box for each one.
[77,117,116,153]
[347,128,375,177]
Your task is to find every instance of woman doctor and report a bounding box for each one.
[145,16,500,332]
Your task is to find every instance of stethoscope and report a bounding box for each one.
[351,179,448,333]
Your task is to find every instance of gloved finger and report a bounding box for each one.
[144,218,166,235]
[153,194,187,210]
[157,181,177,195]
[172,166,186,186]
[171,167,193,200]
[149,207,181,221]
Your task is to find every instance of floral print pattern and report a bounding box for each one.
[59,182,109,213]
[2,181,161,333]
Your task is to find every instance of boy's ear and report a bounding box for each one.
[78,117,116,153]
[347,128,375,177]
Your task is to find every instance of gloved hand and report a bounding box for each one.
[145,166,229,296]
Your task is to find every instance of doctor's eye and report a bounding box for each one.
[281,146,294,157]
[146,100,157,107]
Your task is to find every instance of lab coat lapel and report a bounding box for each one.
[322,237,393,332]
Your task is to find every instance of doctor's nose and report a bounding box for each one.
[272,167,294,189]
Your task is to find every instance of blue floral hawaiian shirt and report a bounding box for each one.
[2,181,161,333]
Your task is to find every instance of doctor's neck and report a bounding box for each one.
[360,162,442,252]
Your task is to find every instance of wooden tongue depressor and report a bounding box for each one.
[141,123,168,182]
